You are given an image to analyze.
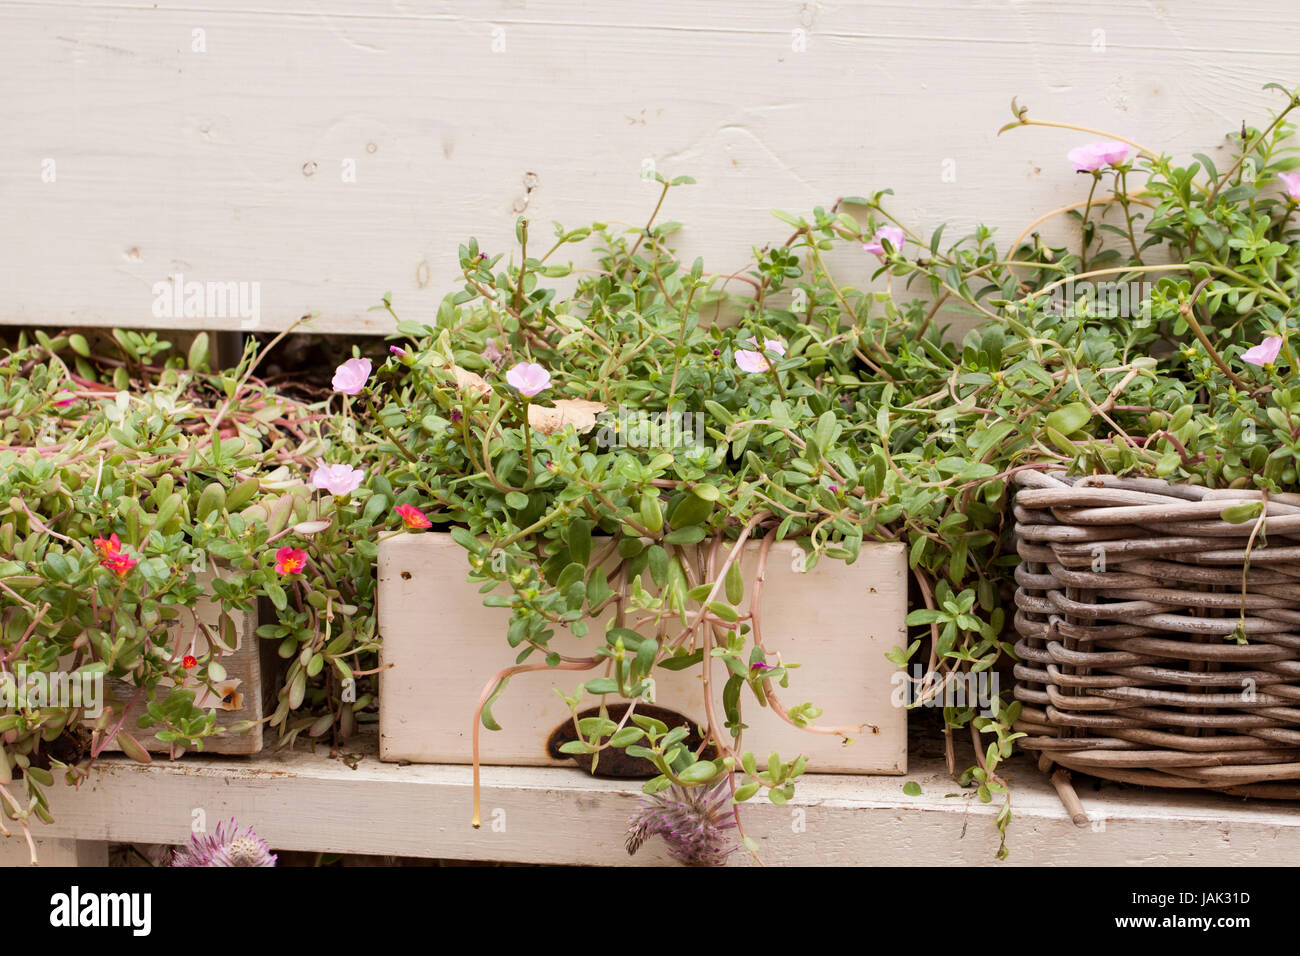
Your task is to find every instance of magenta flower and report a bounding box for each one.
[863,225,906,259]
[389,345,406,357]
[734,338,786,374]
[394,503,432,530]
[273,546,307,575]
[1278,172,1300,202]
[484,338,503,363]
[331,357,372,395]
[1242,335,1284,367]
[172,819,277,867]
[310,461,365,496]
[1068,141,1131,173]
[506,362,551,397]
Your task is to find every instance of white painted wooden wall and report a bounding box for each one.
[4,0,1299,333]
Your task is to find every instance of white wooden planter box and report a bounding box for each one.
[378,533,907,774]
[93,570,270,756]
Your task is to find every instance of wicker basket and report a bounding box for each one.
[1011,469,1300,802]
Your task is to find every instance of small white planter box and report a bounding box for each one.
[378,533,907,774]
[93,570,269,756]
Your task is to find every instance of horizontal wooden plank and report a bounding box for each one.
[4,1,1299,332]
[17,729,1300,865]
[0,837,106,867]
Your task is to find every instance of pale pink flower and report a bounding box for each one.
[331,357,372,395]
[310,462,365,496]
[1068,141,1132,173]
[484,338,503,362]
[1242,335,1284,367]
[506,362,551,397]
[863,225,905,259]
[1278,172,1300,202]
[734,338,786,374]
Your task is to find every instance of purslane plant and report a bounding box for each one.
[5,82,1300,865]
[357,84,1300,861]
[0,329,380,863]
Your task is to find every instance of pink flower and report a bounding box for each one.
[863,225,906,259]
[388,345,405,357]
[1278,172,1300,202]
[310,462,365,496]
[394,504,432,530]
[171,819,277,867]
[1068,141,1132,173]
[484,338,503,362]
[93,533,122,557]
[734,338,786,374]
[274,546,307,575]
[1242,335,1284,367]
[506,362,551,397]
[331,357,372,395]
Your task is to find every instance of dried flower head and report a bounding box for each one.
[626,781,738,867]
[172,819,277,867]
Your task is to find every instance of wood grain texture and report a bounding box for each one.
[4,1,1298,332]
[377,532,908,773]
[0,837,107,867]
[17,729,1300,865]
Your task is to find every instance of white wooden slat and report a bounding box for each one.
[3,1,1298,333]
[16,730,1300,865]
[0,836,107,867]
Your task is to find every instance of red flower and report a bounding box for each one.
[93,533,122,557]
[183,655,198,670]
[274,546,307,575]
[394,504,432,530]
[100,551,137,578]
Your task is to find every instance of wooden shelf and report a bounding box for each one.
[8,731,1300,866]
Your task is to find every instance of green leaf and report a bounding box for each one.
[609,727,644,748]
[707,601,738,623]
[677,760,718,783]
[658,650,704,671]
[481,676,511,731]
[1043,403,1090,436]
[1220,501,1264,524]
[664,526,707,545]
